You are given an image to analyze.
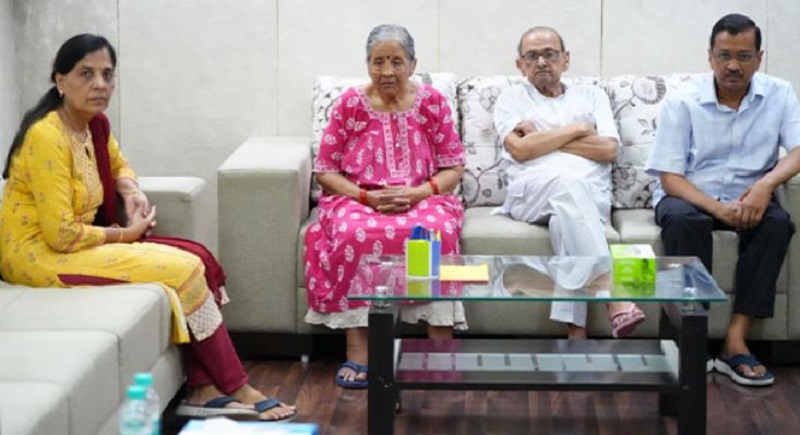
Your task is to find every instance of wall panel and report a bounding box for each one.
[602,0,767,76]
[0,0,19,160]
[440,0,602,77]
[767,0,800,90]
[118,0,277,183]
[277,0,438,135]
[14,0,119,132]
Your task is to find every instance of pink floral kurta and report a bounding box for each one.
[305,84,466,313]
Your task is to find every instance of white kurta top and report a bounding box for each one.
[492,81,620,216]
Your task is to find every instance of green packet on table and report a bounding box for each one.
[610,244,656,284]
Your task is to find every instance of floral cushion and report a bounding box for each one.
[309,73,459,201]
[606,74,704,209]
[456,75,603,207]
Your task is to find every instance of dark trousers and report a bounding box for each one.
[655,196,795,318]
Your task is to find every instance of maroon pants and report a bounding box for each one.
[184,323,249,394]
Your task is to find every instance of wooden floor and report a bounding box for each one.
[164,357,800,435]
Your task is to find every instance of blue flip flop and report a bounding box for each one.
[253,398,298,422]
[335,361,368,389]
[713,354,774,387]
[175,395,258,420]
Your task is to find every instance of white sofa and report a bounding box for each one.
[217,73,800,346]
[0,176,211,435]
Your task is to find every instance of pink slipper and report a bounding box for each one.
[610,305,646,338]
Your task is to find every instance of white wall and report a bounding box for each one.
[8,0,800,243]
[602,0,768,75]
[0,0,19,168]
[14,0,120,133]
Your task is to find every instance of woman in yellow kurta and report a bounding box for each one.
[0,33,296,422]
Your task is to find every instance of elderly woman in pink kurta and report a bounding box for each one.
[304,24,467,388]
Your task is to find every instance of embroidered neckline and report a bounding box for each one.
[355,84,424,118]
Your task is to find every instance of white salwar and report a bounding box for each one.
[492,81,619,327]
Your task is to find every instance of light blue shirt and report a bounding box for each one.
[646,73,800,206]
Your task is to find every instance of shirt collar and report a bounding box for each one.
[700,72,765,106]
[524,80,568,100]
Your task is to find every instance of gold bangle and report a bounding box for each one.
[107,225,123,244]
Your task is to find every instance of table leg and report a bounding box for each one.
[368,303,398,435]
[658,302,708,435]
[677,303,707,435]
[658,306,678,416]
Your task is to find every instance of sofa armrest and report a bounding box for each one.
[784,173,800,339]
[217,137,312,332]
[783,173,800,222]
[138,176,211,244]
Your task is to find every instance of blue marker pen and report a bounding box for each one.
[431,230,441,277]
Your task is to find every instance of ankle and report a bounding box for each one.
[566,324,587,340]
[722,341,749,358]
[187,385,222,403]
[427,325,453,340]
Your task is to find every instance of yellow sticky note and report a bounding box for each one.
[440,264,490,282]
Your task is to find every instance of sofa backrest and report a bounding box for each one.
[309,72,706,210]
[604,74,705,209]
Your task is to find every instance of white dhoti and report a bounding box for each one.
[496,168,611,327]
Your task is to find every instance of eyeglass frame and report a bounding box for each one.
[711,50,760,65]
[520,49,562,64]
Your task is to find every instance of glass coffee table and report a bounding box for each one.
[348,255,727,435]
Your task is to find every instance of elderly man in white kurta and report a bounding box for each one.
[492,26,644,339]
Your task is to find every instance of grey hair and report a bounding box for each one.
[366,24,416,61]
[517,26,566,55]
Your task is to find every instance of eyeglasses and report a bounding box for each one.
[712,51,758,65]
[521,49,561,64]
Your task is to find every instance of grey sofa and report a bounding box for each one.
[0,176,211,435]
[217,73,800,348]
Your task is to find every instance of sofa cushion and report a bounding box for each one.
[0,381,69,435]
[460,206,621,255]
[0,331,119,435]
[310,73,459,201]
[456,75,604,207]
[610,209,663,251]
[605,74,705,209]
[0,286,171,403]
[0,288,23,309]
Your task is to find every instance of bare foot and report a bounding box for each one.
[336,363,367,384]
[230,384,296,421]
[721,343,767,378]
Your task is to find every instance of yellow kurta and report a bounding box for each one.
[0,111,220,343]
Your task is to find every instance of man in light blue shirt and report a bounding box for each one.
[646,13,800,387]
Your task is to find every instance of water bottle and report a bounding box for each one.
[133,373,161,435]
[119,385,152,435]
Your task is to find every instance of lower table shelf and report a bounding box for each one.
[394,338,680,391]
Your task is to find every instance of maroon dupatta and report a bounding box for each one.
[88,113,227,299]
